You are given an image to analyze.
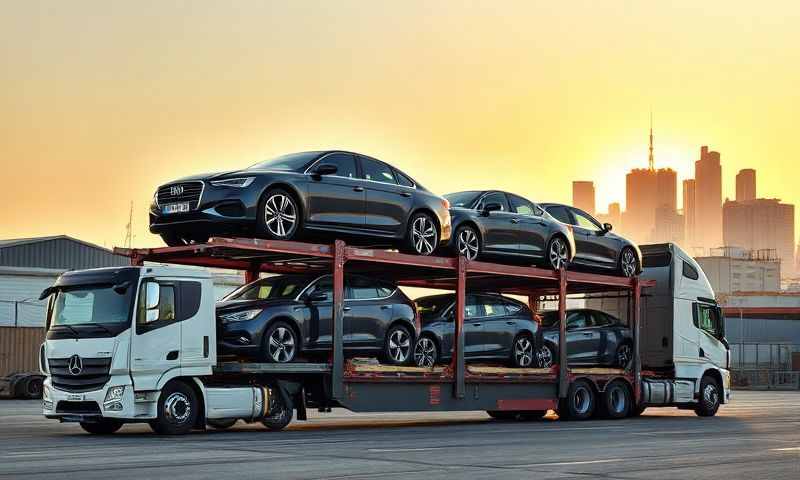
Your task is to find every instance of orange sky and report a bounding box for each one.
[2,1,799,248]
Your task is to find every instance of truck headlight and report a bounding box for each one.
[104,386,125,403]
[219,309,262,323]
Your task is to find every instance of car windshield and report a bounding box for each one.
[444,191,481,208]
[247,152,320,171]
[50,285,133,327]
[415,295,453,321]
[222,275,312,301]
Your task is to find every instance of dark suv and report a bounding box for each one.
[217,274,417,365]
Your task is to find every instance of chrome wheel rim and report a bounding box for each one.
[549,238,568,270]
[388,328,411,363]
[164,392,191,424]
[703,383,719,407]
[617,344,632,367]
[609,386,626,413]
[621,249,637,277]
[515,337,533,367]
[572,386,591,414]
[456,228,479,260]
[411,216,437,255]
[264,194,297,238]
[268,327,296,363]
[537,346,553,368]
[414,337,437,367]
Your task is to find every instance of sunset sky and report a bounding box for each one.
[2,1,799,248]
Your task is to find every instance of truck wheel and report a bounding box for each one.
[23,376,44,399]
[558,379,595,421]
[207,418,237,430]
[599,380,631,419]
[694,375,721,417]
[149,381,199,435]
[80,419,123,435]
[261,387,293,431]
[486,410,518,420]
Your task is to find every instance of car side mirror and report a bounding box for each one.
[306,291,328,303]
[313,163,338,176]
[482,202,502,215]
[603,223,613,233]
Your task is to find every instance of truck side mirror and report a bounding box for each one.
[145,282,160,322]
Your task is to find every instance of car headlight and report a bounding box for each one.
[210,177,255,188]
[219,309,262,323]
[104,386,125,403]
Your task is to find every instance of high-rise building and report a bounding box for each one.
[683,179,697,248]
[597,202,622,231]
[723,198,795,276]
[654,205,684,245]
[694,146,723,251]
[572,181,595,216]
[736,168,756,202]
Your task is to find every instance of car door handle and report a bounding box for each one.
[401,192,412,197]
[583,332,593,336]
[472,323,482,327]
[510,218,520,224]
[343,306,352,312]
[353,186,364,192]
[506,321,515,326]
[380,305,391,309]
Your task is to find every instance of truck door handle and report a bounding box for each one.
[401,192,412,197]
[510,218,520,224]
[353,186,364,192]
[203,336,209,358]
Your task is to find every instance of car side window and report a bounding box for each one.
[346,277,379,300]
[319,153,357,179]
[393,168,415,188]
[591,311,611,327]
[508,194,537,216]
[546,206,572,224]
[566,311,587,329]
[571,209,602,231]
[504,300,522,315]
[360,157,397,184]
[477,192,509,211]
[482,299,508,317]
[307,277,333,302]
[376,286,395,298]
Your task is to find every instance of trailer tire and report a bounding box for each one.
[599,380,631,419]
[694,375,721,417]
[486,410,518,420]
[261,387,293,431]
[149,381,199,435]
[80,419,123,435]
[558,379,595,421]
[207,418,238,430]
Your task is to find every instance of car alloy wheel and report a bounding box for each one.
[414,337,437,367]
[621,248,638,277]
[616,343,632,368]
[387,327,412,363]
[456,227,479,261]
[267,326,296,363]
[548,237,568,270]
[411,215,438,255]
[263,193,297,239]
[514,336,534,367]
[537,345,554,368]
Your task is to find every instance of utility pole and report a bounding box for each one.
[124,201,134,248]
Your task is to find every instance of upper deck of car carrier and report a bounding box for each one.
[114,237,655,414]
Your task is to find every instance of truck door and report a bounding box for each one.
[179,280,213,371]
[131,280,181,391]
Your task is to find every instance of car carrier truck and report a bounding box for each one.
[38,238,730,434]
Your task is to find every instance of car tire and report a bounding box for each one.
[261,387,293,431]
[207,418,238,430]
[454,225,481,261]
[599,380,631,419]
[262,321,298,364]
[619,247,639,277]
[413,335,439,367]
[615,342,633,369]
[536,343,556,368]
[546,235,570,270]
[486,410,518,420]
[80,419,124,435]
[558,379,595,421]
[404,211,439,256]
[258,188,302,241]
[511,334,535,368]
[694,375,721,417]
[149,381,199,435]
[383,324,413,365]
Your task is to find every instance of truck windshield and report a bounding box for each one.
[50,285,133,327]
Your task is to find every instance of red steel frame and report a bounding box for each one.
[117,236,654,402]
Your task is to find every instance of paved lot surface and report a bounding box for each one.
[0,391,798,479]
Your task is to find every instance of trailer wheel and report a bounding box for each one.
[486,410,518,420]
[80,419,123,435]
[559,379,595,421]
[599,380,631,419]
[261,387,293,431]
[207,418,238,430]
[694,375,721,417]
[149,381,199,435]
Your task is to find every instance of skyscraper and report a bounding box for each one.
[572,181,595,216]
[736,168,756,202]
[683,179,697,248]
[597,202,622,230]
[694,146,723,251]
[723,198,795,276]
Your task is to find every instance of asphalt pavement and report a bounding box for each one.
[0,390,798,479]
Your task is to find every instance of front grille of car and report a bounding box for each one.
[49,357,112,393]
[56,401,101,415]
[157,181,204,210]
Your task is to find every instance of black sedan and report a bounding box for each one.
[539,203,641,277]
[443,190,575,270]
[217,273,417,365]
[535,309,633,368]
[412,293,538,368]
[150,151,452,255]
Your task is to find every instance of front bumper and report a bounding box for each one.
[42,376,153,422]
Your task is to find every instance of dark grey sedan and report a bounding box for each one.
[535,309,633,368]
[150,151,451,255]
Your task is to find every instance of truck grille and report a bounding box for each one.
[49,357,112,393]
[157,181,204,210]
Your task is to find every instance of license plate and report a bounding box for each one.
[163,202,191,214]
[67,394,84,401]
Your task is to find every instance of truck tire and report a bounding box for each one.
[149,381,199,435]
[599,380,631,419]
[558,379,595,421]
[80,419,123,435]
[207,418,238,430]
[694,375,721,417]
[261,387,293,431]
